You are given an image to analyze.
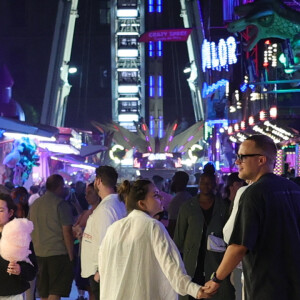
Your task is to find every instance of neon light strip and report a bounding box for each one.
[158,76,163,97]
[149,76,155,97]
[202,79,229,98]
[158,116,164,138]
[156,0,162,13]
[149,42,154,57]
[149,116,155,136]
[157,41,162,57]
[149,0,154,13]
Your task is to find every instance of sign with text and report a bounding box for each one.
[139,28,193,42]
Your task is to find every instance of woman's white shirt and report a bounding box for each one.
[99,209,200,300]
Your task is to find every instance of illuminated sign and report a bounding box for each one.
[139,29,193,42]
[202,79,229,98]
[202,36,237,72]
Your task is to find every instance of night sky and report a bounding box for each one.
[0,0,193,131]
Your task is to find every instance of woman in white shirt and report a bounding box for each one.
[98,179,210,300]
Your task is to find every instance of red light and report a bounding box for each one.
[172,123,178,131]
[265,40,271,45]
[142,124,147,131]
[263,62,269,67]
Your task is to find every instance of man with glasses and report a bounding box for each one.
[203,134,300,300]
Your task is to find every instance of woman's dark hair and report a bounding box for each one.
[126,179,152,213]
[117,180,131,203]
[0,193,17,220]
[88,182,94,188]
[199,172,216,184]
[224,172,243,198]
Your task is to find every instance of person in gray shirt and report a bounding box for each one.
[168,171,192,237]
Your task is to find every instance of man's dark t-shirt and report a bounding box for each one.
[229,173,300,300]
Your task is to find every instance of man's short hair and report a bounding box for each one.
[246,135,277,164]
[95,166,118,188]
[172,171,189,190]
[46,174,64,192]
[152,175,164,185]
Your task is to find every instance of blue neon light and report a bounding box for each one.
[156,0,162,13]
[158,76,163,97]
[240,83,256,93]
[240,83,248,93]
[202,79,228,98]
[158,116,164,138]
[150,116,155,136]
[149,0,154,13]
[206,119,229,127]
[157,41,162,57]
[149,76,155,97]
[149,42,154,57]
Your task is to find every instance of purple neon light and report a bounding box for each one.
[145,136,149,142]
[187,135,194,142]
[178,145,184,151]
[148,146,152,152]
[168,136,173,142]
[165,146,169,152]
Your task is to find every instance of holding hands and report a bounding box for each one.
[202,280,220,295]
[196,285,216,299]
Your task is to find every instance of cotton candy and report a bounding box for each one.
[0,218,34,264]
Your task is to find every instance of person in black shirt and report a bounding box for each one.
[203,134,300,300]
[174,173,234,300]
[0,193,37,298]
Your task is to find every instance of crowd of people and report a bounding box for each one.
[0,134,300,300]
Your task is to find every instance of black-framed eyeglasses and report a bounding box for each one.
[236,154,264,161]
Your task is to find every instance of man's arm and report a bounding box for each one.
[62,225,74,261]
[203,244,247,293]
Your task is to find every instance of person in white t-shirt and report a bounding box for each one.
[80,166,127,300]
[98,179,211,300]
[223,181,251,300]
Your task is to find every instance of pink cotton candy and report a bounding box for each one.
[0,218,34,263]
